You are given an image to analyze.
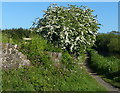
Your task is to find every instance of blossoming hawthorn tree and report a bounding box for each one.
[32,4,101,56]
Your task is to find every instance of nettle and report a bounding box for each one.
[32,4,100,55]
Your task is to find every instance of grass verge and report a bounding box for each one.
[88,49,120,88]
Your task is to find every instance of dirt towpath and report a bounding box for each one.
[84,56,120,92]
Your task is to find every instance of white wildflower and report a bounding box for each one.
[76,37,79,41]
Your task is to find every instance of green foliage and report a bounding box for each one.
[89,50,119,74]
[2,65,107,91]
[0,32,2,42]
[2,28,31,44]
[22,34,63,65]
[61,51,75,70]
[1,32,14,43]
[44,42,62,52]
[2,29,107,91]
[19,34,53,67]
[32,4,100,56]
[1,33,9,43]
[94,31,120,55]
[28,34,48,51]
[107,37,119,53]
[89,31,120,88]
[88,49,120,87]
[0,67,1,92]
[2,28,31,39]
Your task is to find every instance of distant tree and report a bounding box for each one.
[95,31,120,54]
[109,31,120,35]
[107,37,119,53]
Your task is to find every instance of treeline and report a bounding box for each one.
[2,28,32,40]
[93,31,120,57]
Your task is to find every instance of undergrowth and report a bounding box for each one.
[1,30,107,91]
[88,49,120,88]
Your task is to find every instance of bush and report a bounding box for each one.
[61,51,75,70]
[89,49,120,75]
[19,34,54,67]
[32,4,100,56]
[94,31,120,55]
[88,49,120,84]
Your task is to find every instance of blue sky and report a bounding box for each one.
[2,2,118,33]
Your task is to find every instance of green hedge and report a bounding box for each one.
[89,49,120,75]
[88,49,120,87]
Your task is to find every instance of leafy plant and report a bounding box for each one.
[2,64,107,91]
[94,31,120,56]
[32,4,100,56]
[88,49,120,87]
[89,49,119,74]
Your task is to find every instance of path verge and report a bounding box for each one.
[84,56,120,92]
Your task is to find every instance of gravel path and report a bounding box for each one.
[85,56,120,92]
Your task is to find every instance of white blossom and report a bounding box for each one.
[33,4,99,55]
[76,37,79,41]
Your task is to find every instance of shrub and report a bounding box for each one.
[32,4,100,56]
[94,31,120,55]
[19,34,54,67]
[89,49,120,76]
[61,51,75,70]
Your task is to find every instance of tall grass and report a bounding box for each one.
[90,50,119,74]
[2,64,107,91]
[88,49,120,87]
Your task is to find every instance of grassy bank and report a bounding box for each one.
[88,49,120,88]
[2,65,107,91]
[1,30,107,91]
